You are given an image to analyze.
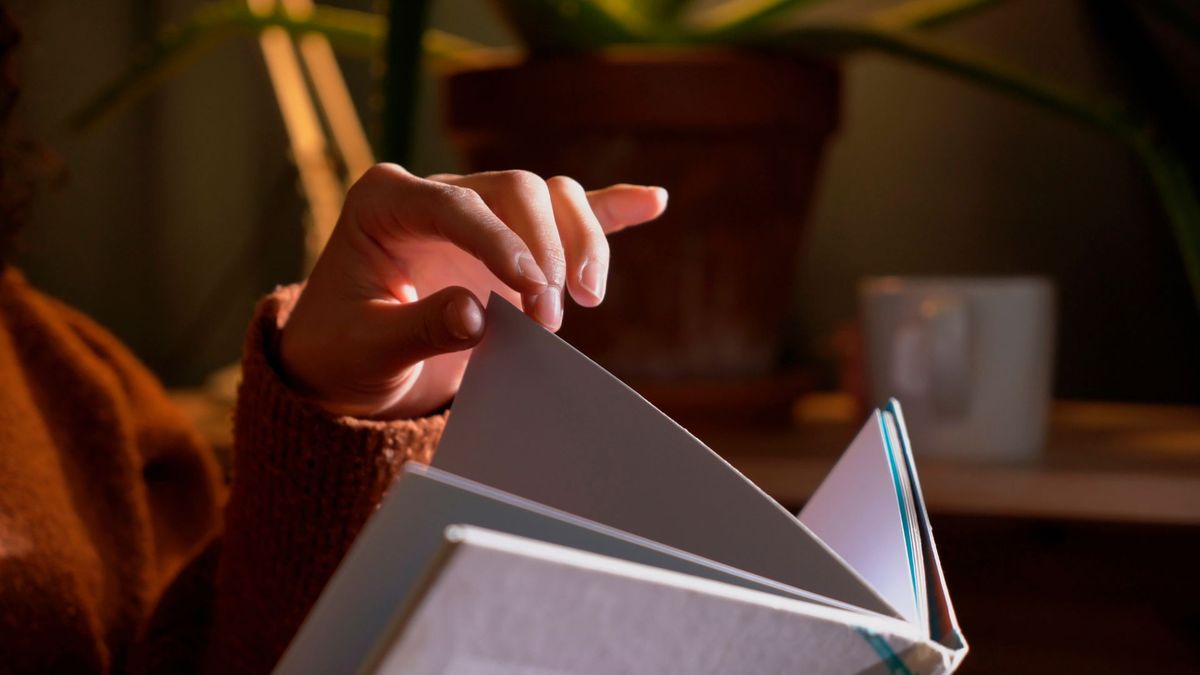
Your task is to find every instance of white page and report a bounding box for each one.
[274,466,865,674]
[798,411,921,625]
[368,526,929,675]
[883,409,928,630]
[433,295,893,617]
[887,400,967,657]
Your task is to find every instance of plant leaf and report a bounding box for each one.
[67,2,243,134]
[67,1,384,134]
[687,0,825,40]
[1140,144,1200,312]
[423,29,514,68]
[754,23,1143,139]
[486,0,652,52]
[869,0,1006,31]
[752,22,1200,310]
[1142,0,1200,47]
[635,0,700,23]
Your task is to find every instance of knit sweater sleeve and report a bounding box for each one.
[203,284,447,675]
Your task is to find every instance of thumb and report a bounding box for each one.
[371,286,485,371]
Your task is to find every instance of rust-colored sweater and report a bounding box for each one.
[0,267,447,674]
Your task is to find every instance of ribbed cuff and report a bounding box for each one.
[237,283,446,481]
[206,284,446,675]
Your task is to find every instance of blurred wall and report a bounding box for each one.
[12,0,301,386]
[416,0,1200,402]
[12,0,1199,401]
[796,1,1200,402]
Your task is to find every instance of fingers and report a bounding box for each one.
[431,171,566,329]
[352,164,549,297]
[431,173,670,312]
[369,286,485,373]
[587,184,669,234]
[350,164,668,330]
[548,175,610,307]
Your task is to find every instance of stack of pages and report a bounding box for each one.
[275,296,968,675]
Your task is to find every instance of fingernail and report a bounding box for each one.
[579,258,606,301]
[534,287,561,329]
[445,295,484,341]
[652,186,668,205]
[517,252,548,288]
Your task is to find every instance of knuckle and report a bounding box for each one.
[546,175,583,194]
[503,169,543,191]
[359,162,406,188]
[348,163,409,204]
[431,181,478,207]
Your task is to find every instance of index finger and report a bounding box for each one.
[351,164,550,296]
[586,184,669,234]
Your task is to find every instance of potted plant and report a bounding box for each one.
[72,0,1200,420]
[439,23,842,404]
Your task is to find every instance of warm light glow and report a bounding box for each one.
[248,0,377,264]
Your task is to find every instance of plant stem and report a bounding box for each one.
[382,0,433,165]
[236,4,386,54]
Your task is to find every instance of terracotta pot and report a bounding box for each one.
[442,49,840,422]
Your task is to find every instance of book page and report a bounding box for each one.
[274,466,865,674]
[798,411,923,626]
[367,526,926,675]
[883,409,928,629]
[433,296,893,617]
[887,400,966,654]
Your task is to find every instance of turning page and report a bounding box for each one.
[433,295,893,616]
[798,406,926,627]
[888,402,967,658]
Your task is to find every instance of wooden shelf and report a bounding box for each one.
[170,389,1200,525]
[699,396,1200,525]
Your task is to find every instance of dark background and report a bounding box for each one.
[10,0,1200,401]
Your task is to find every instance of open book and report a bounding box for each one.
[274,296,968,675]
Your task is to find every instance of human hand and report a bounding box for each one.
[278,164,667,419]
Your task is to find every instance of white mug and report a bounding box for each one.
[859,276,1056,462]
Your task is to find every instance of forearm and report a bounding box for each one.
[203,285,445,675]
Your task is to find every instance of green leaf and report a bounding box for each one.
[1140,144,1200,312]
[752,23,1143,140]
[634,0,700,23]
[67,2,245,134]
[423,29,506,64]
[68,1,385,134]
[486,0,653,52]
[869,0,1005,31]
[1143,0,1200,47]
[687,0,824,40]
[751,22,1200,310]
